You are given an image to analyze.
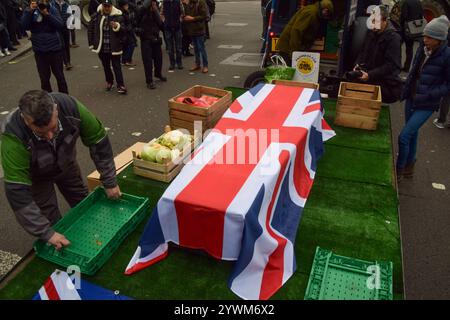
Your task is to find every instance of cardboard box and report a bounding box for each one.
[334,82,382,131]
[87,142,146,191]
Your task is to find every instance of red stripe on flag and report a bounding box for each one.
[303,102,321,115]
[175,86,306,258]
[124,251,169,275]
[322,118,333,131]
[259,151,290,300]
[43,277,60,300]
[229,99,243,113]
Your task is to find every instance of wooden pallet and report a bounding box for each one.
[334,82,382,131]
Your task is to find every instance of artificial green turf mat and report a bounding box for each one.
[323,100,392,153]
[0,97,402,300]
[317,144,393,186]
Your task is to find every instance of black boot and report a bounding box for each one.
[403,161,416,179]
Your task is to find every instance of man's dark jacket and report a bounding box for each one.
[356,21,402,103]
[88,4,124,55]
[135,1,163,42]
[21,5,64,53]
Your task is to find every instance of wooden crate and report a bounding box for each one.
[334,82,382,131]
[132,130,199,182]
[169,86,232,134]
[272,79,320,90]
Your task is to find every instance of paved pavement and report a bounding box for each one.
[1,1,450,298]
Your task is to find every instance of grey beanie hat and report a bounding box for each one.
[423,15,450,40]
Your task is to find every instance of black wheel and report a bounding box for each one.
[421,0,447,22]
[244,71,267,89]
[81,2,91,27]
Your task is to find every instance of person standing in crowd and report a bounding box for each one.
[88,0,127,94]
[22,0,68,93]
[183,0,208,73]
[433,32,450,129]
[51,0,73,70]
[135,0,166,89]
[0,0,12,56]
[204,0,214,39]
[1,90,121,249]
[161,0,184,71]
[16,0,29,40]
[353,5,402,104]
[399,0,424,72]
[181,0,192,56]
[118,0,137,66]
[5,0,20,46]
[397,16,450,180]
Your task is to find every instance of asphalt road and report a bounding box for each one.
[1,0,450,299]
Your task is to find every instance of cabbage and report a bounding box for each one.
[156,147,172,164]
[160,130,184,148]
[171,149,181,160]
[141,143,163,162]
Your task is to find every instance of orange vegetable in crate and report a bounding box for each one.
[175,96,218,108]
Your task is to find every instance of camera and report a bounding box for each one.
[345,64,367,81]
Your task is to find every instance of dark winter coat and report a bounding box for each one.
[400,0,424,31]
[21,5,64,53]
[161,0,183,30]
[88,5,124,55]
[401,41,450,111]
[135,1,163,42]
[120,8,137,45]
[182,0,207,37]
[51,0,70,25]
[356,21,403,103]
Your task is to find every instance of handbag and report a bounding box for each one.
[405,17,427,40]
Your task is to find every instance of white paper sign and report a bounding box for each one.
[291,51,320,83]
[67,5,81,30]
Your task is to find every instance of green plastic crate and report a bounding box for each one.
[34,187,150,276]
[304,247,393,300]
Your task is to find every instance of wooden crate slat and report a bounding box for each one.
[336,104,380,118]
[271,79,320,90]
[334,112,378,131]
[341,82,380,95]
[343,90,376,100]
[338,96,382,110]
[168,85,232,116]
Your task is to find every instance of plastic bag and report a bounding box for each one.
[264,55,296,83]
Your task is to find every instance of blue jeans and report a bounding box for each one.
[396,99,434,169]
[122,41,136,64]
[192,35,208,67]
[165,28,182,67]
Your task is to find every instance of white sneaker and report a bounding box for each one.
[4,49,11,56]
[433,118,445,129]
[0,51,5,57]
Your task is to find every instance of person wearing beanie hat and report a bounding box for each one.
[118,0,138,67]
[423,14,450,41]
[397,15,450,180]
[275,0,333,66]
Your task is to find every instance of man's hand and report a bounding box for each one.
[359,71,369,81]
[353,64,360,72]
[110,21,118,28]
[105,185,122,200]
[40,8,49,16]
[184,15,195,22]
[48,232,70,251]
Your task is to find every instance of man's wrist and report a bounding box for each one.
[41,228,56,242]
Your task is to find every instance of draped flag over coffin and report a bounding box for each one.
[125,84,335,300]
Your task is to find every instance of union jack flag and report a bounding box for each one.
[125,84,335,300]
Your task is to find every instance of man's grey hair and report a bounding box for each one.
[19,90,55,127]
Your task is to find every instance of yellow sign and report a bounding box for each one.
[271,38,279,52]
[296,56,315,75]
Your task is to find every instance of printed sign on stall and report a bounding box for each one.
[291,51,320,83]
